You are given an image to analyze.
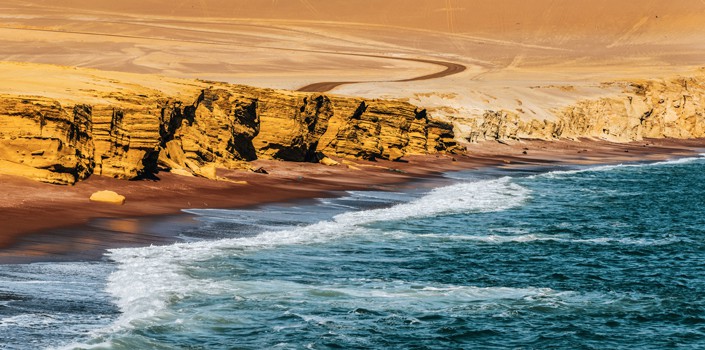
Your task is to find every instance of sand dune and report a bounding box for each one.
[19,1,705,39]
[1,0,704,119]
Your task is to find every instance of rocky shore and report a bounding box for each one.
[1,137,703,263]
[1,63,705,262]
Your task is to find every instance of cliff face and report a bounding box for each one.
[254,93,333,162]
[252,92,458,162]
[0,97,94,185]
[158,89,261,179]
[319,98,457,161]
[459,74,705,143]
[0,84,458,185]
[3,69,704,185]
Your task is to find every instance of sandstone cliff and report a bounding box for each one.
[0,97,94,185]
[458,73,705,143]
[0,81,458,185]
[2,66,704,186]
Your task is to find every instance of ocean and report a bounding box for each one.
[2,155,705,349]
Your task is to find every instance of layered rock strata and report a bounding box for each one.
[3,72,704,186]
[0,85,458,185]
[0,97,94,185]
[320,99,457,161]
[461,74,705,143]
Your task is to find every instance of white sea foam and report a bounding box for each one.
[536,154,705,179]
[344,190,417,202]
[77,177,530,342]
[569,237,684,246]
[0,314,65,330]
[418,233,564,243]
[53,177,532,347]
[416,233,683,246]
[207,278,608,316]
[279,283,570,333]
[339,284,560,302]
[335,177,529,225]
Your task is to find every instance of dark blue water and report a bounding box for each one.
[2,155,705,349]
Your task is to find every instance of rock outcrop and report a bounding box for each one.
[255,93,333,162]
[4,68,703,186]
[0,97,94,185]
[556,78,705,140]
[0,82,457,185]
[458,74,705,143]
[157,88,260,178]
[319,99,458,161]
[93,105,162,180]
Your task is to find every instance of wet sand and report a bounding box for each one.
[1,138,703,264]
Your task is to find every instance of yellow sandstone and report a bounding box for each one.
[89,191,126,205]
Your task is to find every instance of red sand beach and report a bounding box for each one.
[1,138,703,263]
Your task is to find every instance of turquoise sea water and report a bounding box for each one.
[2,155,705,349]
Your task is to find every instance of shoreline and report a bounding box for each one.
[1,138,704,264]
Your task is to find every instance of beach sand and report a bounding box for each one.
[1,1,705,262]
[1,138,703,264]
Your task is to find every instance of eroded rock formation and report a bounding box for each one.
[320,99,458,161]
[157,88,260,179]
[255,93,333,162]
[3,71,704,186]
[0,97,94,185]
[459,74,705,143]
[0,84,458,184]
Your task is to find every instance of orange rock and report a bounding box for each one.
[89,190,126,205]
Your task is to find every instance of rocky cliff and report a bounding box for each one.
[2,67,704,186]
[0,82,459,185]
[0,97,94,184]
[458,73,705,143]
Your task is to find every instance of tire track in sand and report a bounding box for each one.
[0,24,466,93]
[296,54,467,92]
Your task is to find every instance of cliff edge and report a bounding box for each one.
[0,65,458,185]
[459,72,705,143]
[1,63,704,185]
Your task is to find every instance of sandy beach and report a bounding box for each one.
[1,138,702,263]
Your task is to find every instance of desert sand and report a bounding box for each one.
[2,0,704,111]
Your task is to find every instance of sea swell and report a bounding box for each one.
[47,155,705,349]
[57,177,529,348]
[534,153,705,179]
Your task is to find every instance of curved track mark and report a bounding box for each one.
[297,54,466,92]
[0,25,466,93]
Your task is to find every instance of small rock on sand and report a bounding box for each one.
[319,157,339,166]
[89,190,126,205]
[170,168,194,177]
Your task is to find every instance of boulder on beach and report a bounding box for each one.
[89,190,126,205]
[319,157,339,166]
[170,168,194,177]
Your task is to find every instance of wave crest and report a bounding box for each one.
[94,177,530,339]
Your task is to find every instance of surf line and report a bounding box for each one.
[296,53,467,92]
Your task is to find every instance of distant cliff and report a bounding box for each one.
[459,73,705,143]
[0,82,459,185]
